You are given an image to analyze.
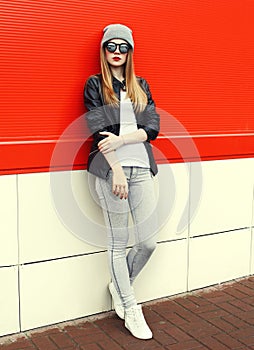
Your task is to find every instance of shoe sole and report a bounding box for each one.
[125,322,153,340]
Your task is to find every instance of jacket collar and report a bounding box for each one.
[112,76,126,92]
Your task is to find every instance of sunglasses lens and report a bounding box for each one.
[105,42,130,54]
[119,44,129,54]
[106,43,117,52]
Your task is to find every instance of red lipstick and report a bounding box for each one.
[113,57,121,61]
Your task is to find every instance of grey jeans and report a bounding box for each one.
[95,166,158,309]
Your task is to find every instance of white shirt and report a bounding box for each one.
[115,91,150,168]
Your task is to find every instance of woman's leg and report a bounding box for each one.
[127,168,158,284]
[95,172,136,309]
[127,235,157,285]
[96,168,156,340]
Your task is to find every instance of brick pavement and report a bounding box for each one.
[1,276,254,350]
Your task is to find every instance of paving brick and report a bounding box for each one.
[63,325,91,339]
[151,320,174,333]
[174,297,201,311]
[186,295,211,307]
[0,346,36,350]
[142,307,164,324]
[97,338,125,350]
[160,310,189,326]
[222,314,250,329]
[207,316,238,333]
[199,336,231,350]
[180,319,221,339]
[218,302,246,316]
[237,338,254,347]
[241,309,254,322]
[152,321,194,346]
[64,323,100,339]
[231,327,254,346]
[121,339,163,350]
[93,319,131,345]
[239,278,254,291]
[202,291,235,304]
[241,296,254,306]
[154,300,202,325]
[31,335,59,350]
[165,339,208,349]
[159,312,188,326]
[151,300,180,316]
[173,308,203,324]
[49,332,74,348]
[152,328,177,346]
[234,283,253,296]
[117,336,145,349]
[72,332,108,347]
[229,298,254,312]
[0,344,36,350]
[223,286,251,299]
[166,326,193,343]
[80,344,102,350]
[214,332,246,349]
[94,316,123,330]
[0,337,28,346]
[198,307,229,320]
[28,327,61,338]
[0,337,34,350]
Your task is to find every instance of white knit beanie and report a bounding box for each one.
[101,24,134,49]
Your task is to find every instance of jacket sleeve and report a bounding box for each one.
[139,78,160,141]
[83,75,109,144]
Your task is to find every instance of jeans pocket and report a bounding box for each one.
[136,167,152,181]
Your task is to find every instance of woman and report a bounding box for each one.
[84,24,160,340]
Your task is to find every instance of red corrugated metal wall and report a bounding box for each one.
[1,0,254,174]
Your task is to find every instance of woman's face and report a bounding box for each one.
[105,39,129,67]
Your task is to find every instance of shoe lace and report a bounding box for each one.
[130,307,146,328]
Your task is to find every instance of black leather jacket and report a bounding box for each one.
[83,74,160,179]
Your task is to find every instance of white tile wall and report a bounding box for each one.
[190,158,254,237]
[18,171,106,264]
[188,228,251,291]
[0,266,20,336]
[252,182,254,273]
[156,164,189,241]
[0,175,18,266]
[134,240,188,303]
[252,176,254,229]
[251,230,254,274]
[19,252,111,331]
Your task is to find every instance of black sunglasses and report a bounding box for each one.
[105,42,130,54]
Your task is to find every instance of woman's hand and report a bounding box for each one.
[111,166,128,200]
[98,132,124,154]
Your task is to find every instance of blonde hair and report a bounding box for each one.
[100,47,147,113]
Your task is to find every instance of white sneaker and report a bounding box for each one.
[108,282,124,320]
[125,305,153,340]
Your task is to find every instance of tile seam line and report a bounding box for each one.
[16,174,22,333]
[186,162,191,293]
[249,183,254,274]
[20,250,107,266]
